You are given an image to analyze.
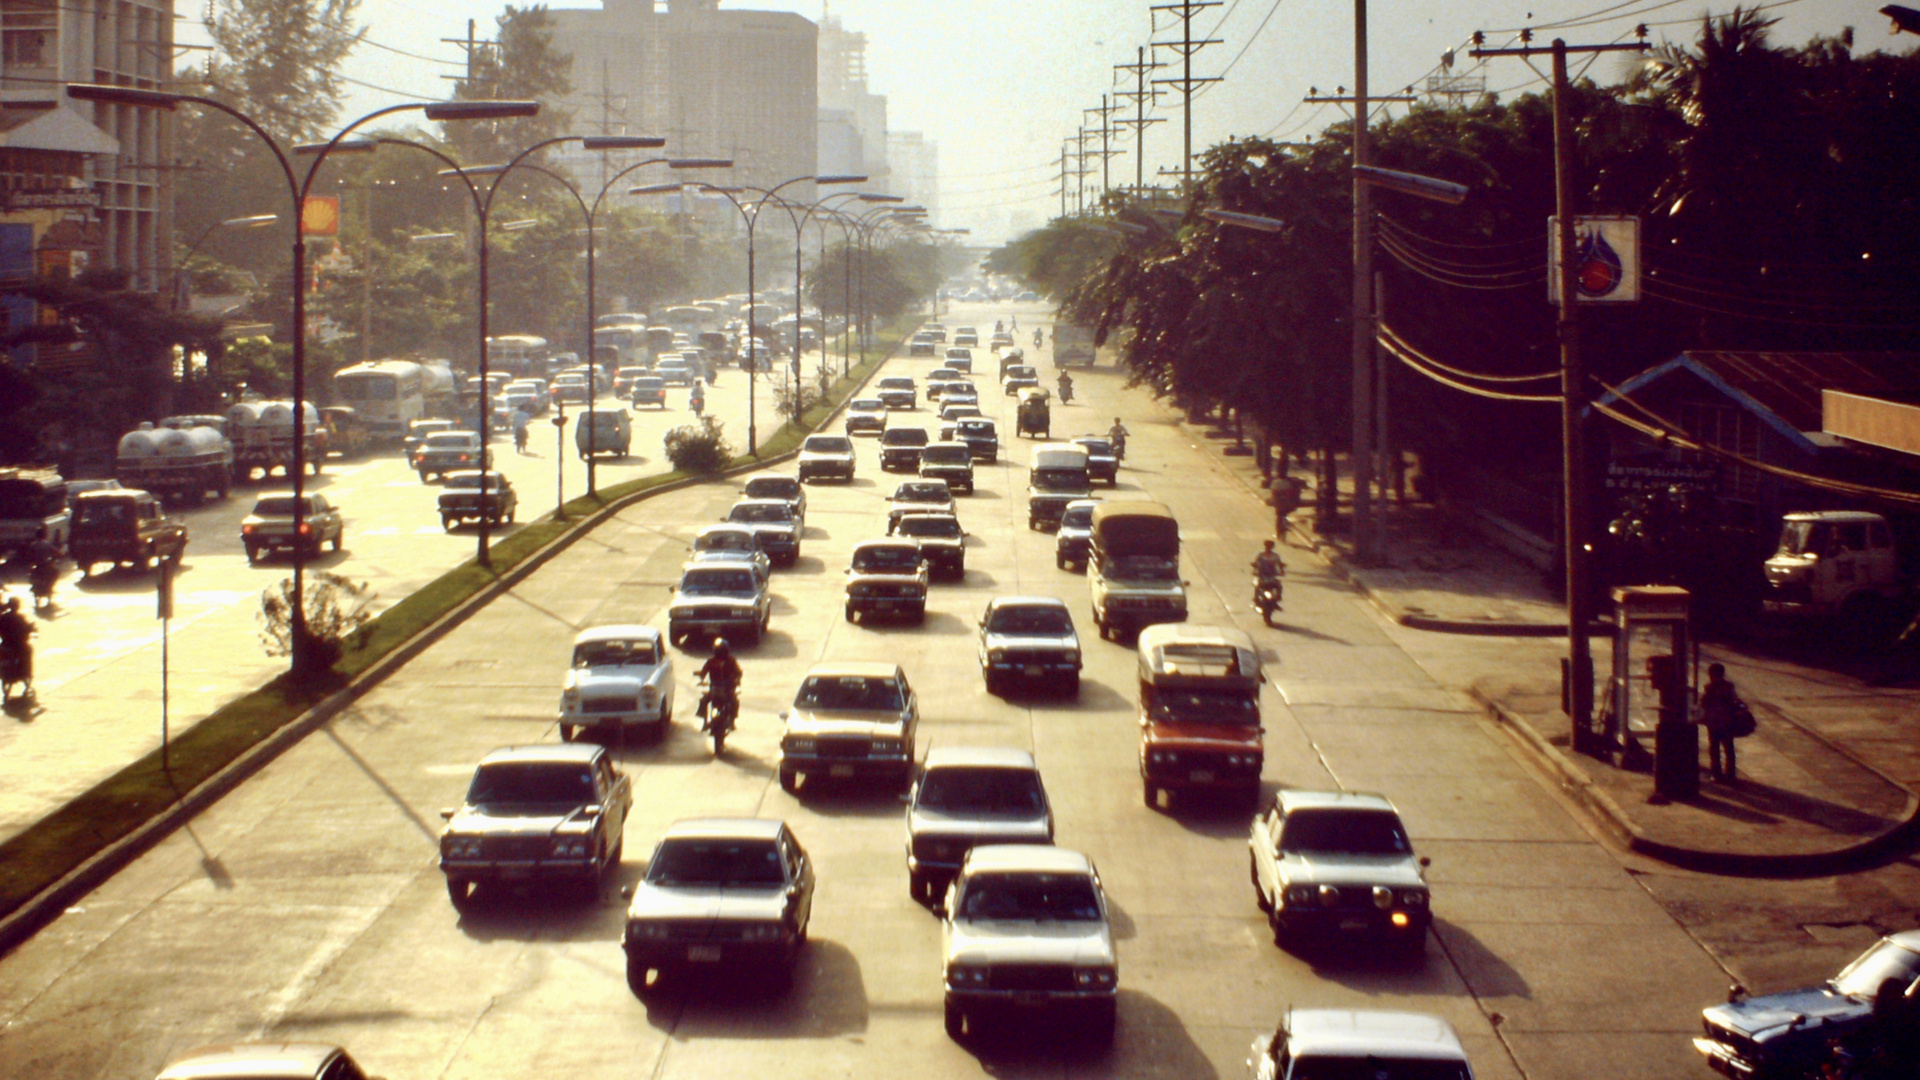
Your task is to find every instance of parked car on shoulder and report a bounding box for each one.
[905,747,1052,904]
[941,845,1116,1044]
[779,662,919,793]
[846,397,889,436]
[881,426,930,472]
[438,470,516,529]
[559,625,675,744]
[240,493,344,562]
[668,559,772,647]
[1249,1010,1474,1080]
[798,434,856,483]
[68,489,186,575]
[622,818,814,995]
[1248,790,1431,959]
[1695,929,1920,1080]
[439,743,632,908]
[978,596,1082,697]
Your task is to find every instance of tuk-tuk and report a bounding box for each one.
[1017,388,1050,439]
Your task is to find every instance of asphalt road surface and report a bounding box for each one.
[0,304,1732,1080]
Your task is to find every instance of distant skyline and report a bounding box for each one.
[176,1,1901,245]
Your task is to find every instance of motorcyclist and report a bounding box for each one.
[1034,328,1044,349]
[689,382,706,416]
[0,595,33,703]
[1252,540,1286,584]
[1107,418,1129,459]
[994,319,1004,334]
[1057,371,1074,403]
[695,637,741,730]
[23,528,59,612]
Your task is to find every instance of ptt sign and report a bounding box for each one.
[1548,215,1639,304]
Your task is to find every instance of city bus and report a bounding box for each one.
[485,335,550,378]
[331,360,428,439]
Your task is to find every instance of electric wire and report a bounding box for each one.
[1378,323,1561,383]
[1376,214,1541,253]
[1378,333,1563,402]
[1376,233,1546,290]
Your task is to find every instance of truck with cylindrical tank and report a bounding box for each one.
[226,400,323,482]
[1088,501,1187,639]
[115,422,233,504]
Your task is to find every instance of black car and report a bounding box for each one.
[623,818,814,994]
[890,510,966,580]
[438,470,517,529]
[881,427,930,471]
[1696,930,1920,1079]
[440,744,633,908]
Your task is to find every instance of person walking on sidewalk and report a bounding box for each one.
[1700,663,1746,782]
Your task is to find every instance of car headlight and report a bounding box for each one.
[639,685,658,703]
[1373,885,1395,910]
[873,737,906,757]
[562,688,579,707]
[442,836,483,859]
[552,837,590,858]
[738,923,783,942]
[785,737,816,754]
[946,964,989,987]
[1074,965,1117,987]
[1399,890,1427,907]
[988,649,1005,664]
[1283,884,1313,907]
[631,921,671,940]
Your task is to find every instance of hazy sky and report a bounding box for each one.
[177,1,1898,244]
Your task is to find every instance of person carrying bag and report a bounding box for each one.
[1699,662,1753,782]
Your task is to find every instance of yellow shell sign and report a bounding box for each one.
[301,196,340,237]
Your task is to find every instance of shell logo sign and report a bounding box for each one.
[1548,215,1638,304]
[301,196,340,237]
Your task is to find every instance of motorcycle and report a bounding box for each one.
[1108,429,1128,461]
[28,559,58,612]
[1253,575,1283,626]
[690,390,706,417]
[699,677,737,754]
[1057,378,1074,404]
[1033,330,1044,348]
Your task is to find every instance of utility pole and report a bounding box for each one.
[1471,30,1648,756]
[441,20,499,89]
[1085,96,1125,202]
[1350,0,1376,567]
[1113,47,1165,198]
[1057,140,1070,219]
[1304,85,1417,117]
[1149,0,1221,189]
[1069,126,1097,215]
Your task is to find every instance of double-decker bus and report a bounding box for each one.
[331,360,428,439]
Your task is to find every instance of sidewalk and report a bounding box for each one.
[1172,412,1920,875]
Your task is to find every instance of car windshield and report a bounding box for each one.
[1077,440,1113,456]
[1146,687,1260,726]
[960,872,1101,921]
[881,378,913,389]
[895,483,950,504]
[466,762,595,807]
[794,675,904,711]
[805,437,852,453]
[1777,520,1827,557]
[249,497,309,516]
[885,430,929,446]
[74,500,134,526]
[697,530,756,552]
[853,399,884,411]
[646,837,786,886]
[919,767,1046,815]
[425,433,478,449]
[854,547,921,572]
[1289,1057,1471,1080]
[1280,809,1413,857]
[1110,555,1179,580]
[958,420,994,436]
[1833,939,1920,998]
[1061,507,1097,528]
[987,605,1073,635]
[896,516,962,539]
[1009,366,1036,379]
[573,638,659,667]
[729,503,793,524]
[445,475,500,492]
[1033,468,1088,492]
[744,478,799,500]
[682,568,757,595]
[922,446,969,464]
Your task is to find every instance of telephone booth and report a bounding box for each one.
[1604,586,1697,798]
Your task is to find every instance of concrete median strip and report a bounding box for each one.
[0,335,903,958]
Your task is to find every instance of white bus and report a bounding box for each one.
[485,334,550,378]
[332,360,428,439]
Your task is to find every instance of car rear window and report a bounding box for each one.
[918,767,1045,815]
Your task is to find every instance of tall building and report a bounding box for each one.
[547,0,817,197]
[1,0,167,363]
[816,10,886,188]
[886,131,938,225]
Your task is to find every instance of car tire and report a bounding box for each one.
[983,669,1001,697]
[443,515,455,532]
[332,531,344,552]
[1056,552,1068,570]
[1251,855,1271,911]
[245,543,261,564]
[560,723,580,743]
[944,998,966,1041]
[779,768,799,794]
[1086,1000,1116,1044]
[1142,782,1158,808]
[447,877,474,910]
[1064,673,1080,699]
[1268,904,1288,946]
[845,603,858,623]
[667,624,683,647]
[910,870,934,905]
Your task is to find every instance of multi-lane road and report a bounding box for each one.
[0,304,1732,1080]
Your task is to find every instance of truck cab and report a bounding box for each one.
[68,489,188,575]
[1088,501,1187,640]
[0,468,70,557]
[1764,511,1908,629]
[1136,624,1264,808]
[1026,443,1091,531]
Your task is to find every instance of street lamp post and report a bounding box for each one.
[172,213,277,310]
[795,191,899,382]
[67,83,537,676]
[677,175,866,454]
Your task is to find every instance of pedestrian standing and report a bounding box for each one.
[1699,662,1747,782]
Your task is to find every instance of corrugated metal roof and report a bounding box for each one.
[1681,352,1920,433]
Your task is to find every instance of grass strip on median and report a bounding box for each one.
[0,331,904,925]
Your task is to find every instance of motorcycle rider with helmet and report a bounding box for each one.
[696,637,741,731]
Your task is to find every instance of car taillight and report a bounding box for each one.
[298,523,311,535]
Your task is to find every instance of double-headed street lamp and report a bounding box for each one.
[790,190,896,384]
[672,175,866,454]
[850,205,925,353]
[66,83,538,676]
[173,214,278,311]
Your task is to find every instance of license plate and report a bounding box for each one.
[1024,665,1045,676]
[1339,918,1369,932]
[1190,769,1215,783]
[830,764,857,778]
[687,945,722,962]
[500,866,532,880]
[1014,992,1048,1007]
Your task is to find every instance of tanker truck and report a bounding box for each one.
[227,400,323,483]
[116,421,233,504]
